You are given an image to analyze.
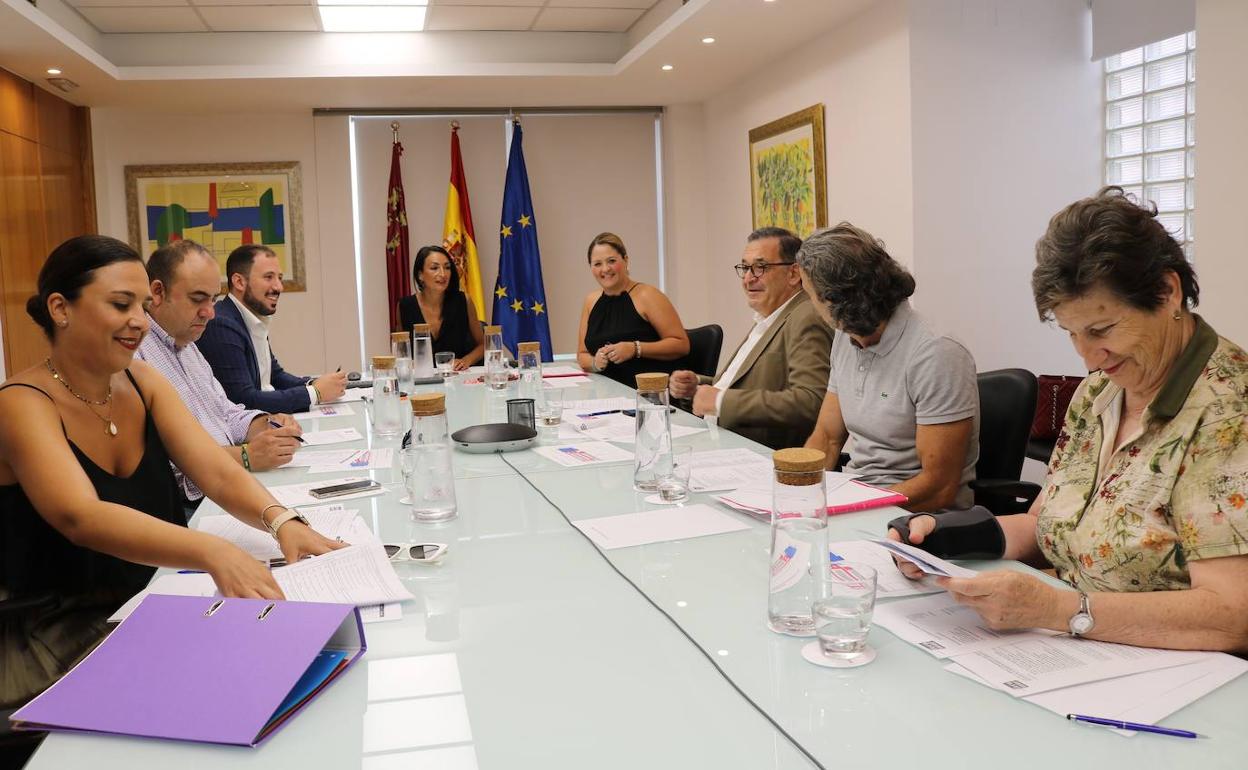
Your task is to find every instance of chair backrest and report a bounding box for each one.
[976,368,1038,482]
[682,324,724,378]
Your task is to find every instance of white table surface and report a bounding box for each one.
[26,371,1246,769]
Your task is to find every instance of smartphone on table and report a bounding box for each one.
[308,479,381,499]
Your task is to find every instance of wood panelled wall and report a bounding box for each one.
[0,68,96,375]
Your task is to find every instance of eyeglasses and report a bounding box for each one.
[733,261,795,278]
[382,542,449,563]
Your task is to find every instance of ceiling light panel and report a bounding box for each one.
[318,5,427,31]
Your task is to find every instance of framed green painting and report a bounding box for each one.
[748,104,827,238]
[125,161,306,291]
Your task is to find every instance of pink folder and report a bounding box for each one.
[10,594,366,747]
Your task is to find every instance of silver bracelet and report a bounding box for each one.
[634,340,642,359]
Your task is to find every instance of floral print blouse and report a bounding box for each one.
[1037,317,1248,592]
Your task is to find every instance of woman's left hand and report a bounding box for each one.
[938,571,1064,630]
[453,358,471,372]
[275,521,347,564]
[601,341,636,365]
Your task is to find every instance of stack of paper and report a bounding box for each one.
[196,503,381,561]
[568,411,706,443]
[292,403,356,420]
[300,428,364,446]
[571,504,749,550]
[686,448,771,492]
[304,448,394,474]
[874,592,1248,732]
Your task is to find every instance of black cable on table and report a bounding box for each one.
[498,453,825,770]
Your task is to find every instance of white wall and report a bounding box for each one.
[1193,0,1248,345]
[908,0,1099,376]
[665,0,914,349]
[91,108,333,374]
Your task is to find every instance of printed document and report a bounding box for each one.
[571,504,749,550]
[870,539,978,578]
[292,403,356,420]
[271,544,414,607]
[873,592,1056,659]
[826,540,944,598]
[301,428,364,446]
[306,448,394,474]
[195,504,380,561]
[685,448,770,492]
[533,441,634,467]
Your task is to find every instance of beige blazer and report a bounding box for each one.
[700,292,833,450]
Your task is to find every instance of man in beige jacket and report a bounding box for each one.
[669,228,833,450]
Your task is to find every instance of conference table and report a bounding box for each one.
[25,370,1246,769]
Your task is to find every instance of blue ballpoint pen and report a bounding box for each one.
[576,409,624,419]
[1066,714,1198,738]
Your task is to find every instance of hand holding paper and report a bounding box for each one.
[937,570,1069,632]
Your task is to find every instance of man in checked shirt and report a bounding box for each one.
[136,239,303,518]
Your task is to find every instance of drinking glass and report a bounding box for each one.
[435,352,455,378]
[658,445,693,502]
[813,563,877,662]
[537,390,564,428]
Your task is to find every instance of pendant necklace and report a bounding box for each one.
[45,358,118,437]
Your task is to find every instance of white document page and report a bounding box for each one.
[569,412,705,443]
[325,388,372,404]
[359,603,404,624]
[292,403,357,420]
[542,377,591,389]
[532,441,634,467]
[873,592,1056,659]
[561,397,635,414]
[571,504,750,550]
[301,428,364,446]
[686,448,771,492]
[826,540,943,598]
[195,504,379,561]
[267,476,387,507]
[272,544,414,607]
[946,655,1248,734]
[950,634,1209,696]
[306,448,395,474]
[870,538,979,578]
[286,449,359,468]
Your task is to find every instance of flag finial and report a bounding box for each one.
[451,120,460,131]
[390,121,400,143]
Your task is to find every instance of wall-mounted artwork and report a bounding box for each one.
[748,104,827,238]
[125,161,305,291]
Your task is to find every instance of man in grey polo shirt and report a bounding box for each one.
[799,223,979,511]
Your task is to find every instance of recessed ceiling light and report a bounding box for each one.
[47,68,61,75]
[318,5,426,32]
[701,37,715,44]
[661,64,674,71]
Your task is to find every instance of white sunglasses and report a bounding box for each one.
[382,542,448,563]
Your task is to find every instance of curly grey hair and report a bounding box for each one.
[796,223,915,337]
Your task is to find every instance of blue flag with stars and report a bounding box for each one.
[492,122,553,361]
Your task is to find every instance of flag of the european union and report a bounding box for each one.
[492,122,553,361]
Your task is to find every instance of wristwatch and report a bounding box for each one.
[1068,591,1095,637]
[266,508,310,539]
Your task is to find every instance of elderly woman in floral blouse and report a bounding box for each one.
[892,186,1248,652]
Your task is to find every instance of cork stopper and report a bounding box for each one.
[634,372,669,391]
[390,331,408,342]
[484,325,502,335]
[412,323,432,335]
[773,447,825,486]
[517,341,541,355]
[410,392,446,416]
[372,355,396,369]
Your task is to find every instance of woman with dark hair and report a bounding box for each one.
[891,187,1248,653]
[799,223,979,512]
[0,235,341,713]
[576,232,689,386]
[397,245,484,371]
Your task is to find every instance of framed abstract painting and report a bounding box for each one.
[125,161,306,291]
[748,104,827,238]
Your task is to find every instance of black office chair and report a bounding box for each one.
[681,324,724,379]
[971,368,1043,514]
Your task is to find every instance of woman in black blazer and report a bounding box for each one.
[397,245,485,370]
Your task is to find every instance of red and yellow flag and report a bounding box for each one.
[385,138,411,333]
[442,124,484,318]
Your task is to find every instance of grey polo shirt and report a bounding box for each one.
[828,301,978,508]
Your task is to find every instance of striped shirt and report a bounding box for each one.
[136,315,265,501]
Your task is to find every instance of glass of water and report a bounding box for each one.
[813,563,877,662]
[435,351,455,378]
[658,445,693,502]
[537,390,564,428]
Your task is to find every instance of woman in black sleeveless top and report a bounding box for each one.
[397,245,485,370]
[0,236,342,712]
[577,233,690,387]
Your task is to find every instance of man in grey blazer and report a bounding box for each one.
[669,228,833,450]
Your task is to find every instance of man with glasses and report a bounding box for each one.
[137,240,304,516]
[669,228,832,449]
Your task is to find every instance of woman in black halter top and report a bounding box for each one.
[577,233,689,387]
[397,245,485,369]
[0,236,342,713]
